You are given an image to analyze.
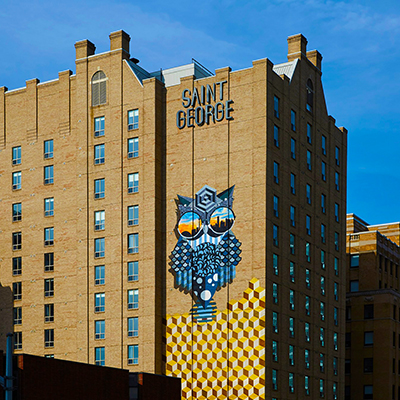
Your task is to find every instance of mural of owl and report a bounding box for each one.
[169,185,242,323]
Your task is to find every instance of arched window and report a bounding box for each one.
[306,79,313,112]
[92,71,107,106]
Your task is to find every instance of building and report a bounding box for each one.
[0,30,347,399]
[346,214,400,400]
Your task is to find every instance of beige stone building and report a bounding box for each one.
[0,30,347,399]
[346,214,400,400]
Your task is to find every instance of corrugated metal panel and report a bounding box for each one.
[272,59,298,81]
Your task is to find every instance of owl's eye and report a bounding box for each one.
[209,207,235,235]
[178,212,203,239]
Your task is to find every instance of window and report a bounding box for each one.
[128,109,139,130]
[95,347,105,366]
[333,332,338,351]
[274,95,279,118]
[12,146,21,165]
[95,293,105,313]
[290,206,296,227]
[335,146,340,166]
[335,172,340,191]
[273,162,279,184]
[128,205,139,226]
[95,238,105,258]
[321,250,326,269]
[321,161,326,181]
[289,345,294,366]
[128,289,139,309]
[128,233,139,254]
[12,257,22,276]
[272,312,278,333]
[272,369,278,390]
[306,215,311,235]
[274,125,279,147]
[305,375,310,396]
[305,268,311,288]
[272,283,278,304]
[95,320,105,339]
[306,79,313,112]
[44,278,54,297]
[320,302,325,321]
[290,290,295,310]
[44,198,54,217]
[13,232,22,250]
[45,304,54,323]
[14,332,22,350]
[364,331,373,346]
[346,306,351,321]
[335,203,339,222]
[321,193,326,213]
[306,150,312,170]
[290,234,295,255]
[335,232,339,251]
[289,372,294,393]
[14,307,22,325]
[273,254,279,275]
[321,135,326,155]
[44,329,54,347]
[306,184,311,204]
[128,344,139,365]
[290,173,295,194]
[44,139,53,159]
[44,253,54,272]
[307,123,312,144]
[364,358,373,373]
[94,144,105,165]
[334,307,338,326]
[44,165,54,185]
[94,178,105,199]
[350,254,359,267]
[92,71,107,107]
[320,327,325,347]
[95,265,105,285]
[273,195,279,217]
[334,257,339,276]
[305,296,310,316]
[94,116,105,137]
[94,211,105,231]
[345,359,351,374]
[291,109,296,131]
[128,137,139,158]
[364,385,373,400]
[320,353,325,372]
[12,203,22,221]
[291,138,296,159]
[127,261,139,283]
[334,282,338,301]
[321,276,325,295]
[128,173,139,194]
[306,242,311,263]
[44,227,54,246]
[305,349,310,369]
[321,224,326,244]
[273,225,278,246]
[305,322,310,342]
[345,332,351,347]
[13,171,21,190]
[319,379,324,398]
[290,262,295,283]
[128,317,139,337]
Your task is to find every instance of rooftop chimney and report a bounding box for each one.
[75,40,96,60]
[109,30,130,55]
[287,34,307,62]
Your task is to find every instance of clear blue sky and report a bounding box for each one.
[1,0,399,225]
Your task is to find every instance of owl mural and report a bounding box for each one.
[170,185,242,323]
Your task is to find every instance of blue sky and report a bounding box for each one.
[1,0,399,224]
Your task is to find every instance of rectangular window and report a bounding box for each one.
[364,357,373,373]
[305,375,310,396]
[321,250,326,269]
[335,146,340,166]
[44,227,54,246]
[290,262,295,283]
[128,317,139,337]
[291,109,296,131]
[322,135,326,155]
[128,289,139,309]
[13,171,21,190]
[94,178,105,199]
[321,161,326,181]
[273,162,279,184]
[44,165,54,185]
[334,282,338,301]
[128,205,139,226]
[305,268,311,288]
[272,369,278,390]
[291,138,296,159]
[95,320,105,339]
[13,232,22,251]
[335,232,339,251]
[305,349,310,369]
[335,203,339,222]
[346,306,351,321]
[333,332,338,351]
[14,332,22,350]
[306,215,311,235]
[94,144,105,165]
[305,296,310,316]
[364,331,374,346]
[128,109,139,130]
[320,302,325,321]
[94,116,105,137]
[12,203,22,221]
[320,353,325,372]
[95,265,105,285]
[290,173,295,194]
[273,254,279,276]
[364,385,373,400]
[12,257,22,276]
[95,293,105,313]
[290,234,295,255]
[272,311,278,333]
[334,257,339,276]
[274,95,279,118]
[273,125,279,147]
[95,238,105,258]
[272,340,278,362]
[306,150,312,170]
[307,123,312,144]
[44,139,53,159]
[128,261,139,282]
[320,327,325,347]
[44,253,54,272]
[273,225,278,246]
[95,347,105,366]
[321,224,326,243]
[290,206,295,227]
[44,198,54,217]
[44,278,54,297]
[128,344,139,365]
[335,172,340,191]
[272,283,278,304]
[345,332,351,347]
[128,137,139,159]
[289,372,294,393]
[306,184,311,204]
[305,322,310,342]
[14,307,22,325]
[128,173,139,194]
[321,276,325,295]
[321,193,326,213]
[350,255,359,267]
[128,233,139,254]
[334,307,338,326]
[289,290,295,311]
[364,304,374,319]
[44,304,54,323]
[94,210,105,231]
[12,146,21,165]
[320,379,324,398]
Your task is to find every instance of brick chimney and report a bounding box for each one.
[109,30,130,55]
[287,34,307,62]
[75,39,96,60]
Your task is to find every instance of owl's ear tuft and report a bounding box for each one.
[178,195,192,206]
[217,186,235,201]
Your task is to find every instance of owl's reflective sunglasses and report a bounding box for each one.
[178,207,235,240]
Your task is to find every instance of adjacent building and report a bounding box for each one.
[0,30,347,399]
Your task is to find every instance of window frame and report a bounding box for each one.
[128,109,139,131]
[12,202,22,222]
[44,140,54,159]
[12,171,21,190]
[12,146,21,165]
[128,137,139,159]
[94,116,105,137]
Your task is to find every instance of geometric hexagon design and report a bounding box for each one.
[165,278,265,400]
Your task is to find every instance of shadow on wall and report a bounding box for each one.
[0,283,13,352]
